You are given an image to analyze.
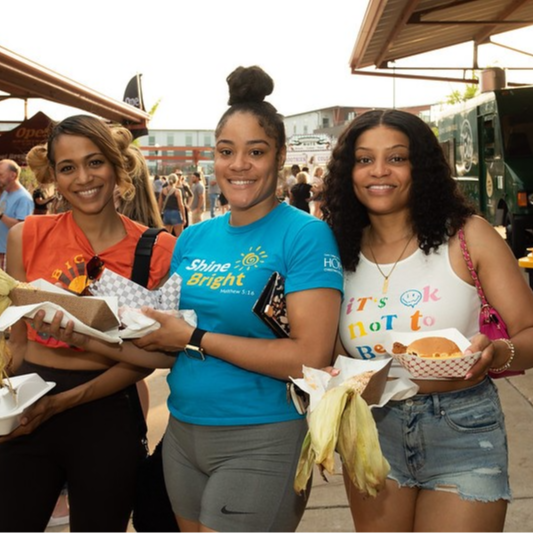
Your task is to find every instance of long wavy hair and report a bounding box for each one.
[322,109,476,272]
[116,145,164,228]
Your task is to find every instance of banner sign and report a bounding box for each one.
[0,111,54,166]
[286,134,333,166]
[123,74,148,139]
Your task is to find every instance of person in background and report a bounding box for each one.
[0,115,176,532]
[310,166,325,218]
[0,159,34,270]
[207,174,221,218]
[301,165,311,183]
[32,65,344,533]
[218,191,229,214]
[322,108,533,532]
[289,171,312,213]
[32,185,56,215]
[158,173,186,237]
[176,172,192,228]
[152,174,163,201]
[189,171,205,224]
[27,146,70,215]
[284,163,300,198]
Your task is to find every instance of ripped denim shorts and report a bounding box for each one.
[373,377,511,502]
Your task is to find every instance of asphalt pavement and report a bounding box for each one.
[43,354,533,533]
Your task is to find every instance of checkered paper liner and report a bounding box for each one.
[89,269,182,310]
[392,351,482,379]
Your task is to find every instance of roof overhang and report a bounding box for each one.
[0,45,150,125]
[350,0,533,83]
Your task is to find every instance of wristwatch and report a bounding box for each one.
[184,328,207,360]
[0,212,4,220]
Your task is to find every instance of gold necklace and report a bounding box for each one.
[367,234,415,294]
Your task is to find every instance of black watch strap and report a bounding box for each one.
[186,328,207,352]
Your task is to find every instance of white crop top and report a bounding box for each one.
[339,242,481,379]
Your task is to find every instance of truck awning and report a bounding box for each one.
[351,0,533,81]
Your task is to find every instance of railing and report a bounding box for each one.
[139,146,214,164]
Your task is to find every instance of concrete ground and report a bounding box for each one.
[46,368,533,532]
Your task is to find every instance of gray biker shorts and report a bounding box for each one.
[162,416,310,532]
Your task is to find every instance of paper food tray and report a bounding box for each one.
[383,328,482,379]
[10,281,119,332]
[89,270,182,310]
[290,357,405,413]
[0,373,56,435]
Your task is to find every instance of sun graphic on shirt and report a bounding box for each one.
[51,255,95,295]
[235,246,268,270]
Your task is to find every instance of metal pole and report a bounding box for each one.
[392,62,396,109]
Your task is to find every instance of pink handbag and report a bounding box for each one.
[458,228,523,378]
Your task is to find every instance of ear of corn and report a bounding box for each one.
[308,385,350,474]
[294,370,390,497]
[337,393,390,497]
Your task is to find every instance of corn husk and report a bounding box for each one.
[294,371,390,497]
[337,393,390,497]
[293,432,315,494]
[0,270,22,392]
[0,269,18,315]
[307,384,350,474]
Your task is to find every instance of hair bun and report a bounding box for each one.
[26,144,54,184]
[227,66,274,106]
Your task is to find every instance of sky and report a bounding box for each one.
[2,0,533,130]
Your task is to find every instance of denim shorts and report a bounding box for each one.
[373,378,511,502]
[163,209,183,225]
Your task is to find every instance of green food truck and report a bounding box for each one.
[436,84,533,257]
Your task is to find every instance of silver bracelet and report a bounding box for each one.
[490,338,516,374]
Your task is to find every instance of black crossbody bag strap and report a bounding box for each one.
[127,227,167,447]
[130,227,167,288]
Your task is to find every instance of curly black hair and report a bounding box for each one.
[322,109,476,272]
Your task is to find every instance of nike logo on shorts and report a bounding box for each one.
[220,505,255,515]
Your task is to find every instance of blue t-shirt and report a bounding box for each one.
[167,202,343,426]
[0,187,34,253]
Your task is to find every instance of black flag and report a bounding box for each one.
[123,74,149,139]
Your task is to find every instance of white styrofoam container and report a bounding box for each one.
[0,373,55,435]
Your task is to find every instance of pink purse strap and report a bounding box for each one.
[458,228,489,306]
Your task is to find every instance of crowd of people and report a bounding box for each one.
[0,64,532,533]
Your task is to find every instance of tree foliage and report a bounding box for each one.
[446,83,479,104]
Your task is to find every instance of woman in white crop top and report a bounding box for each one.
[321,109,533,532]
